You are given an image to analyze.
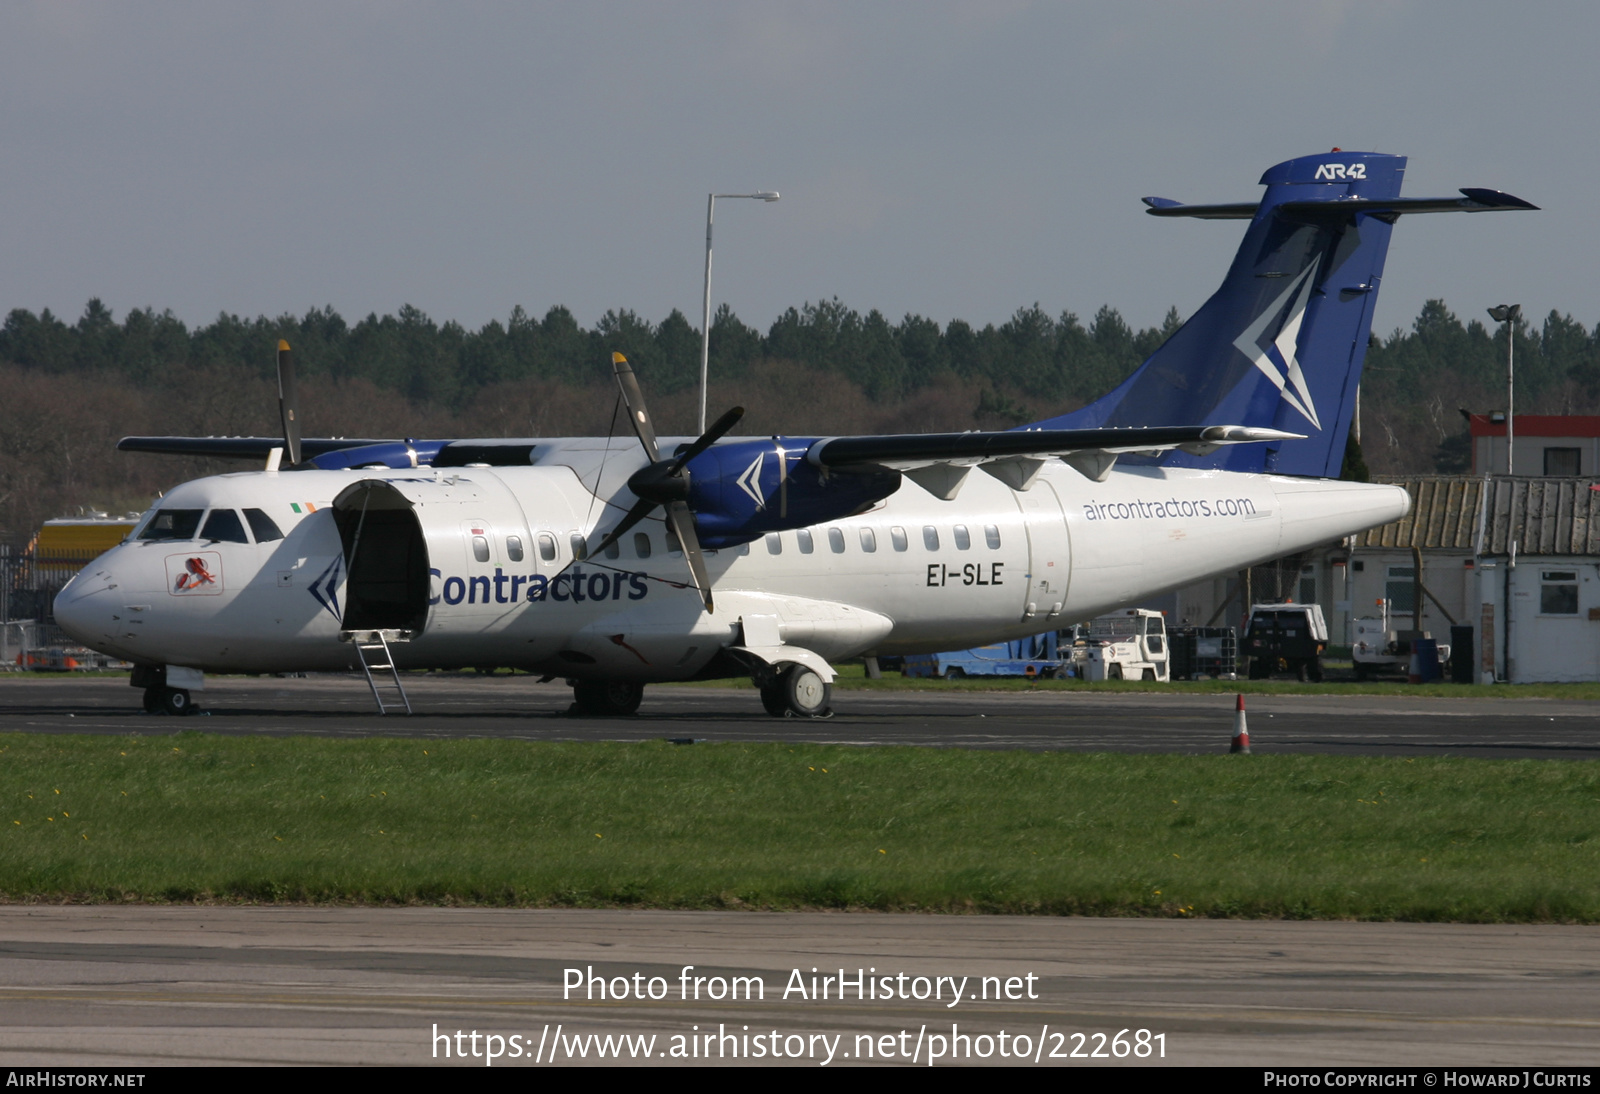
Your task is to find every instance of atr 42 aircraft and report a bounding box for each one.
[55,151,1535,718]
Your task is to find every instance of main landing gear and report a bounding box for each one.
[142,686,197,717]
[758,664,832,719]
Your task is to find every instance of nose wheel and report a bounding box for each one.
[570,680,645,717]
[142,686,197,716]
[759,664,833,719]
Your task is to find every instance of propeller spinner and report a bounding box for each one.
[589,352,744,613]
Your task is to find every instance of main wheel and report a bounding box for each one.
[781,665,831,718]
[142,686,163,714]
[160,688,194,716]
[759,681,789,717]
[571,680,645,716]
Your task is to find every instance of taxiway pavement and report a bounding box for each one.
[0,907,1596,1067]
[2,674,1597,759]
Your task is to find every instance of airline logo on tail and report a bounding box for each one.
[1232,262,1322,431]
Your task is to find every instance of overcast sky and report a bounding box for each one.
[0,2,1587,342]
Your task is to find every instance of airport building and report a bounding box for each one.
[1469,413,1600,477]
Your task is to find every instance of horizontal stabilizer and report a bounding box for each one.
[1145,188,1537,221]
[1142,196,1258,219]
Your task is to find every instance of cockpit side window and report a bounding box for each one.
[201,509,250,544]
[245,508,284,542]
[138,509,204,541]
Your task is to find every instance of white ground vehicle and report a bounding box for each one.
[1070,609,1170,681]
[1351,600,1449,680]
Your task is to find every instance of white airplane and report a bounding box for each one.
[54,151,1534,718]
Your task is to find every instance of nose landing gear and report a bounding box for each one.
[142,686,197,716]
[570,680,645,717]
[131,665,201,716]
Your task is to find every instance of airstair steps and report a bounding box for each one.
[340,629,413,715]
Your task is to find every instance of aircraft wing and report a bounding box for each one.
[806,424,1300,495]
[118,436,394,460]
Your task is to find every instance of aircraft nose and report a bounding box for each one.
[53,565,117,645]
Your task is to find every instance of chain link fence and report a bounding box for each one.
[1,545,129,671]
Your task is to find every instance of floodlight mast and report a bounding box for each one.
[700,191,780,433]
[1488,304,1522,474]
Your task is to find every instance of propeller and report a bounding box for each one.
[589,352,744,613]
[276,339,302,467]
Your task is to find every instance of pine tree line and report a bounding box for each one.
[2,296,1597,543]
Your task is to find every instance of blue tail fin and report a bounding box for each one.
[1030,152,1535,478]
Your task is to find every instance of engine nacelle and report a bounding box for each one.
[684,437,900,549]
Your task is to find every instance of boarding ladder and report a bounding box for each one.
[340,629,413,715]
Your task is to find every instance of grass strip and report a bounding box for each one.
[3,733,1598,920]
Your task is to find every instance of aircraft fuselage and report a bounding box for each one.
[54,441,1408,681]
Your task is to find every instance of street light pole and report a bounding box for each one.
[700,191,779,434]
[1488,304,1522,474]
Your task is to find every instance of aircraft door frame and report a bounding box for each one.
[1018,479,1071,625]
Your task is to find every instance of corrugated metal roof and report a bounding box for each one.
[1355,475,1600,556]
[1480,477,1600,556]
[1355,476,1484,550]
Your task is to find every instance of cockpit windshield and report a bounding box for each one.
[137,509,204,541]
[200,509,250,544]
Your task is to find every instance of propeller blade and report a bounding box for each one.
[665,501,714,614]
[611,352,660,463]
[587,497,658,560]
[610,351,720,613]
[667,404,746,476]
[276,339,302,467]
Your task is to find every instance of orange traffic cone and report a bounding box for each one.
[1230,693,1251,754]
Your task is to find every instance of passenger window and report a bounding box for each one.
[797,529,814,554]
[633,532,652,559]
[201,509,250,544]
[570,533,588,561]
[985,524,1001,549]
[138,509,203,541]
[954,524,971,550]
[603,539,620,560]
[828,527,845,553]
[923,525,939,551]
[244,509,284,542]
[472,535,491,563]
[859,527,877,553]
[537,533,557,562]
[890,526,908,552]
[506,535,524,562]
[766,532,783,555]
